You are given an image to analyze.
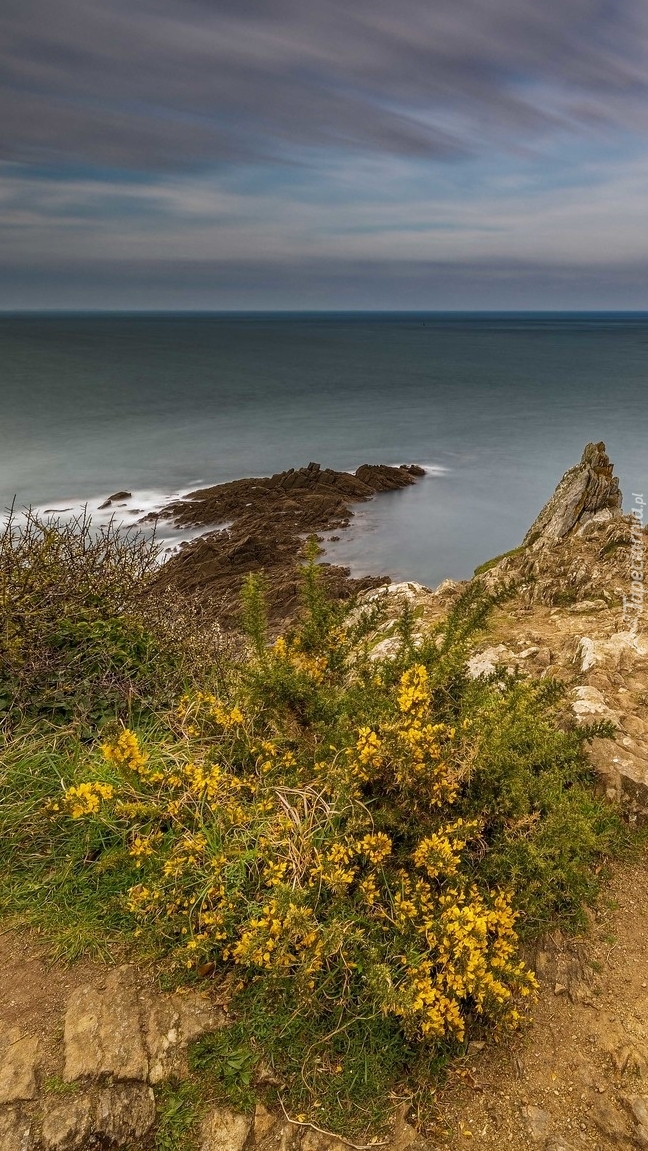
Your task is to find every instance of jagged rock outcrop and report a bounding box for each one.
[523,441,622,547]
[151,462,425,624]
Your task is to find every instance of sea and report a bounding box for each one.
[1,311,646,586]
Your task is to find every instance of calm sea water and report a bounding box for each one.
[1,312,647,586]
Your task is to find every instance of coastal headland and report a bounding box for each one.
[150,461,425,623]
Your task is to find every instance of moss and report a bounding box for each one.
[473,545,526,577]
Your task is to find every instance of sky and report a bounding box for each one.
[3,0,648,310]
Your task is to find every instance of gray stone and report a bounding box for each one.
[523,442,622,547]
[0,1107,34,1151]
[94,1082,156,1142]
[521,1104,552,1142]
[200,1105,252,1151]
[0,1028,39,1104]
[144,990,225,1083]
[63,965,148,1082]
[591,1095,633,1144]
[41,1095,94,1151]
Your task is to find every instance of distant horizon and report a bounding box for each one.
[4,308,648,317]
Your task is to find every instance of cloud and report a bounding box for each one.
[2,0,648,171]
[4,254,648,312]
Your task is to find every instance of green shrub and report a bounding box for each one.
[0,509,227,726]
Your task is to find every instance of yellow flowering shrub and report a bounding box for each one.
[64,647,537,1051]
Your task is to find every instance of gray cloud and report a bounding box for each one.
[3,0,648,171]
[4,256,648,311]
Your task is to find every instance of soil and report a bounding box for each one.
[148,461,425,624]
[432,857,648,1150]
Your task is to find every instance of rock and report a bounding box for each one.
[63,965,148,1082]
[545,1139,578,1151]
[0,1107,34,1151]
[156,461,423,626]
[41,1095,94,1151]
[591,1095,633,1143]
[623,1095,648,1148]
[605,1031,648,1078]
[199,1105,252,1151]
[93,1082,156,1143]
[572,684,619,723]
[144,989,225,1083]
[63,966,225,1085]
[521,1104,552,1141]
[41,1085,156,1150]
[98,490,132,509]
[523,442,622,547]
[0,1028,39,1104]
[300,1130,348,1151]
[253,1103,277,1144]
[466,644,516,678]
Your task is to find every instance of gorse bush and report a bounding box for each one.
[4,549,621,1133]
[0,509,227,726]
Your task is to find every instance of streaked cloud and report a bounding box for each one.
[2,0,648,306]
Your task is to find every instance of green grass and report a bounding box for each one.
[154,1081,204,1151]
[473,546,525,577]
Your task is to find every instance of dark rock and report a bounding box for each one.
[154,462,420,626]
[98,490,132,509]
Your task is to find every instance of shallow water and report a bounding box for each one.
[1,312,646,585]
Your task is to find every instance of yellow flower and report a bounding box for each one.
[101,729,148,774]
[64,781,114,818]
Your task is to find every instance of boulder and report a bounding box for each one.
[40,1084,155,1150]
[63,965,225,1085]
[0,1107,34,1151]
[41,1096,94,1151]
[98,491,132,509]
[63,966,148,1082]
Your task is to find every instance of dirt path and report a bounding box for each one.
[433,856,648,1150]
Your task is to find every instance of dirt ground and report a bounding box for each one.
[433,858,648,1150]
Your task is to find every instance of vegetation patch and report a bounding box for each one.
[473,546,525,577]
[0,521,627,1137]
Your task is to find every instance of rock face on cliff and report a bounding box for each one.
[522,441,622,547]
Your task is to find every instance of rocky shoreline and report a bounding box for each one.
[149,461,425,623]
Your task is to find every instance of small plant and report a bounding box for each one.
[155,1080,203,1151]
[190,1032,258,1111]
[44,1076,79,1095]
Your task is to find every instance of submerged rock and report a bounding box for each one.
[98,490,132,509]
